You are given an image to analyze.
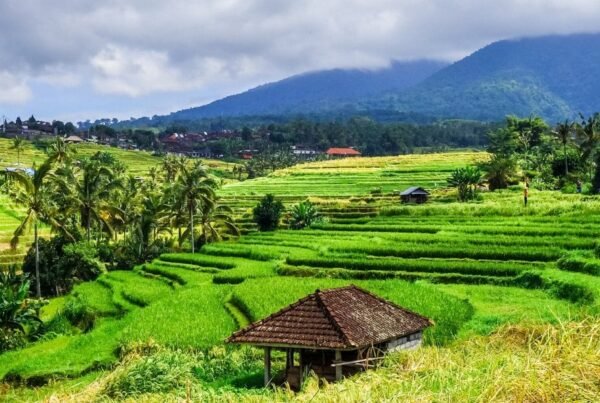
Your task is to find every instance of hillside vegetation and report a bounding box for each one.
[135,33,600,124]
[1,151,599,401]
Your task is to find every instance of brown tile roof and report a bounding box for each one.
[227,285,432,349]
[326,147,361,156]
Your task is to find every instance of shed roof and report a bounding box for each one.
[326,147,361,156]
[64,135,84,143]
[227,285,431,350]
[400,186,429,196]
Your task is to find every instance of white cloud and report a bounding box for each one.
[1,0,600,116]
[90,45,189,96]
[0,72,32,105]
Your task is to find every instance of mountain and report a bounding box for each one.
[124,33,600,127]
[373,33,600,121]
[167,60,448,120]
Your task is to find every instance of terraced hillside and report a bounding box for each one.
[2,151,600,401]
[221,151,487,233]
[0,138,236,269]
[0,138,235,177]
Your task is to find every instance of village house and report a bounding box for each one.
[326,147,361,158]
[399,187,430,204]
[227,285,432,389]
[291,145,320,158]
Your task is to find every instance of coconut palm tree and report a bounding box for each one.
[58,158,123,242]
[6,159,72,297]
[173,160,218,253]
[554,120,574,176]
[576,113,600,179]
[47,136,75,166]
[130,193,170,258]
[9,136,25,166]
[196,204,239,244]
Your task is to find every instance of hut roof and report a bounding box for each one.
[326,147,361,156]
[227,285,431,350]
[64,135,84,143]
[400,186,429,196]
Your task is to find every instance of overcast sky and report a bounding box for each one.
[1,0,600,123]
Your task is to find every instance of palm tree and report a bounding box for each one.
[576,113,600,179]
[58,158,123,242]
[554,120,574,176]
[447,166,482,201]
[161,155,181,183]
[174,160,218,253]
[6,159,72,297]
[131,193,170,258]
[47,136,75,166]
[196,204,239,244]
[10,136,25,166]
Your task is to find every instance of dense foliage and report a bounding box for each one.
[5,139,239,298]
[252,194,284,231]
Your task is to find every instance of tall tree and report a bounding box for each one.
[554,120,574,176]
[174,160,218,253]
[10,136,25,166]
[59,158,123,241]
[6,159,72,297]
[576,113,600,178]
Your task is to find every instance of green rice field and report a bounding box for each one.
[1,150,599,401]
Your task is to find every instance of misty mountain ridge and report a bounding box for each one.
[128,32,600,126]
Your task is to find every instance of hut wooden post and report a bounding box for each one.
[264,347,272,387]
[335,350,342,381]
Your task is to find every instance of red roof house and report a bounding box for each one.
[326,147,361,157]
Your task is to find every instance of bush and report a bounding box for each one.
[253,194,284,231]
[290,200,320,229]
[104,350,195,398]
[63,295,97,332]
[513,271,544,289]
[557,251,600,275]
[0,328,26,353]
[22,237,105,297]
[546,281,595,305]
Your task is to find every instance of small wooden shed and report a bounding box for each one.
[400,187,429,204]
[227,285,432,389]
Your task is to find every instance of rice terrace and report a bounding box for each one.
[3,2,600,402]
[1,139,600,401]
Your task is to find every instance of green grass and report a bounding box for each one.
[2,150,600,400]
[120,284,235,349]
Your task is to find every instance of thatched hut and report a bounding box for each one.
[227,285,432,388]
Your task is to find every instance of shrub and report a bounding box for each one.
[0,328,26,353]
[0,267,46,351]
[513,271,544,289]
[192,346,262,383]
[253,194,284,231]
[557,251,600,275]
[22,237,104,297]
[546,281,595,305]
[63,295,97,332]
[290,200,320,229]
[104,350,195,398]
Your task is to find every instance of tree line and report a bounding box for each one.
[447,113,600,200]
[2,138,239,300]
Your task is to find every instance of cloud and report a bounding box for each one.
[0,72,32,104]
[1,0,600,117]
[90,45,190,96]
